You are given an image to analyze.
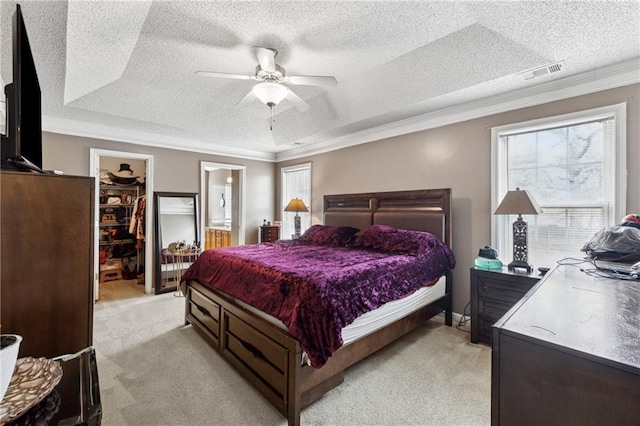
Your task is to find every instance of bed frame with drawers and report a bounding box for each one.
[183,188,453,425]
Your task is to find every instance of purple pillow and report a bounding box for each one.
[353,225,438,255]
[298,224,360,246]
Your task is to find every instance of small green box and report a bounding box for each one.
[475,257,503,269]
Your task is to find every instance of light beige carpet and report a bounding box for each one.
[97,279,145,302]
[93,292,491,425]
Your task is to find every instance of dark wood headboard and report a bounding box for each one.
[323,188,452,249]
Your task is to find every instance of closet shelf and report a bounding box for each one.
[100,183,141,189]
[99,240,136,246]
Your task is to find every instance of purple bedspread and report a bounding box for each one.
[181,238,455,367]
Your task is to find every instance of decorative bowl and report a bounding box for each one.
[0,357,63,423]
[0,335,22,403]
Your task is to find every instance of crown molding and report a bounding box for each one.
[42,116,277,162]
[275,58,640,162]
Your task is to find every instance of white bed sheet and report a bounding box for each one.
[234,276,446,346]
[342,275,446,345]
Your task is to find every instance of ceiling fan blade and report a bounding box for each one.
[287,75,338,87]
[236,90,257,108]
[253,47,276,73]
[285,89,310,112]
[196,71,252,81]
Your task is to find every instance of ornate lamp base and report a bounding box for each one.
[509,214,532,273]
[293,214,301,239]
[507,260,532,273]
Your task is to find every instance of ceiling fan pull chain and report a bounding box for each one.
[269,105,275,131]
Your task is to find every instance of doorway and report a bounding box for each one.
[200,161,246,248]
[90,149,154,300]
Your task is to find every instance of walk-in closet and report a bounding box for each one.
[96,156,148,301]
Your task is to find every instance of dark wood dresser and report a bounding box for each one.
[1,172,94,358]
[259,225,280,243]
[470,267,540,344]
[492,265,640,425]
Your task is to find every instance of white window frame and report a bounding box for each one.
[281,162,312,239]
[491,103,627,263]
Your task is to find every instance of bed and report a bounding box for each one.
[181,188,454,425]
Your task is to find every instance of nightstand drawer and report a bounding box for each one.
[478,277,534,304]
[260,226,280,243]
[477,316,495,344]
[478,297,520,322]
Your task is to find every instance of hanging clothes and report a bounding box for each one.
[129,195,147,249]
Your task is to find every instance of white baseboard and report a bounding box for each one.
[436,311,468,324]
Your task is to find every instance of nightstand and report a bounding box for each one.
[259,225,280,243]
[470,267,541,344]
[7,347,101,425]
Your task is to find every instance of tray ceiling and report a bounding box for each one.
[1,1,639,161]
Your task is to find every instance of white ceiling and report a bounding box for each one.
[1,1,639,162]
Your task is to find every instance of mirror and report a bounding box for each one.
[154,192,200,294]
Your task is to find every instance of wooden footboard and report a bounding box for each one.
[185,274,452,426]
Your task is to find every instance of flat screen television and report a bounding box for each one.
[1,4,43,172]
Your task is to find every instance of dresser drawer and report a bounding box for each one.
[223,311,288,400]
[188,286,220,341]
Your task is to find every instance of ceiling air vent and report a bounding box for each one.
[519,61,565,80]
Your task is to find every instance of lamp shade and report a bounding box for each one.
[284,198,309,213]
[494,188,542,215]
[253,82,288,106]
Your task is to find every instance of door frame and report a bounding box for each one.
[90,149,154,297]
[200,161,246,247]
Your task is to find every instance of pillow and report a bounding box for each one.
[298,224,360,246]
[353,224,438,255]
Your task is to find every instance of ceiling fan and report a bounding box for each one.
[197,47,337,129]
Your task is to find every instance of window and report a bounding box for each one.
[491,103,626,267]
[281,163,311,239]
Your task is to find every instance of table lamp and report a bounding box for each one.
[494,187,542,273]
[284,198,309,238]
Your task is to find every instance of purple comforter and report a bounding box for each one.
[181,238,455,367]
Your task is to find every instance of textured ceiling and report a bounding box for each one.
[1,1,639,161]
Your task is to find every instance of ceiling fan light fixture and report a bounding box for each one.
[252,82,288,106]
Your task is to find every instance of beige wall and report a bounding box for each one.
[42,132,276,245]
[277,84,640,314]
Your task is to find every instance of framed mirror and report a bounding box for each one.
[154,192,200,294]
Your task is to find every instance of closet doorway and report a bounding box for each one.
[90,149,154,301]
[200,162,246,248]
